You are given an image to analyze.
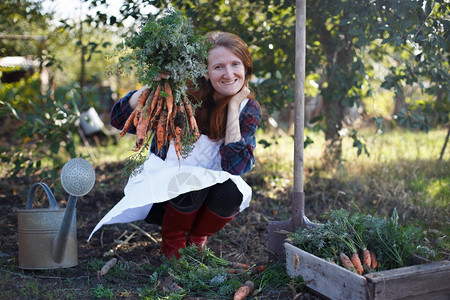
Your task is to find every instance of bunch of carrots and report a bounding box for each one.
[120,81,200,164]
[339,248,378,275]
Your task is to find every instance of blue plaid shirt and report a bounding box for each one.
[110,90,261,175]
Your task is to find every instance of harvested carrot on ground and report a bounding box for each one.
[97,257,117,276]
[233,280,254,300]
[339,252,355,271]
[370,251,378,269]
[351,252,364,275]
[231,262,251,269]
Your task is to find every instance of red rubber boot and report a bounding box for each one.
[160,202,199,259]
[188,205,237,250]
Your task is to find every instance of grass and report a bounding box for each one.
[90,125,449,247]
[2,126,448,299]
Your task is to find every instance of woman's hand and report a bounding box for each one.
[228,84,250,108]
[224,84,250,145]
[128,85,149,110]
[128,74,169,109]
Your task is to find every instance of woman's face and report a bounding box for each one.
[206,46,246,98]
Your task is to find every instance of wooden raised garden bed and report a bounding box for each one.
[285,243,450,300]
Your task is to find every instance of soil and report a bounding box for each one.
[0,161,324,299]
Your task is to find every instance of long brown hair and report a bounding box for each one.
[198,31,254,141]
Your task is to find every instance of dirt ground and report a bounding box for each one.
[0,161,326,299]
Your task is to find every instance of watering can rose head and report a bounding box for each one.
[60,158,96,197]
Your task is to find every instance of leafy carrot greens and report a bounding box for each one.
[287,208,435,273]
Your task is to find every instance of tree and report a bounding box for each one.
[84,0,449,162]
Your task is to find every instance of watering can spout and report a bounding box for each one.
[52,195,78,263]
[53,158,96,264]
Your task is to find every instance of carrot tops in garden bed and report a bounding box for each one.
[287,208,436,274]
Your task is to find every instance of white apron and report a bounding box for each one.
[88,100,252,241]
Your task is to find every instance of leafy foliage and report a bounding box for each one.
[139,245,291,299]
[288,208,435,271]
[107,8,211,105]
[0,75,82,179]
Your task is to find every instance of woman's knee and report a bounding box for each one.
[206,180,243,217]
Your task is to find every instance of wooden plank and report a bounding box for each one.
[285,243,368,300]
[365,260,450,300]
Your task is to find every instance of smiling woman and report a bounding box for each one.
[207,46,246,97]
[89,22,262,261]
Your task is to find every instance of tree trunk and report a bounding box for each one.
[393,89,407,116]
[312,9,353,165]
[439,125,449,161]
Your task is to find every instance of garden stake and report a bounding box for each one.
[268,0,316,260]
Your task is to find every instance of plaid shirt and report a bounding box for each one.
[110,90,261,175]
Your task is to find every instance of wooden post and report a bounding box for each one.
[267,0,308,260]
[292,0,306,229]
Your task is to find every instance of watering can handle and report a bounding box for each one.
[26,182,60,210]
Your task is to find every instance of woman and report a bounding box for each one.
[89,31,261,259]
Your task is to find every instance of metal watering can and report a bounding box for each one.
[18,158,95,270]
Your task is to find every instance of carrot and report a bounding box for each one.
[134,90,156,151]
[135,88,151,114]
[257,265,266,273]
[233,280,254,300]
[164,82,174,130]
[370,251,378,269]
[339,252,355,271]
[231,262,251,269]
[173,125,182,167]
[182,98,200,139]
[149,84,162,117]
[150,96,164,124]
[97,257,117,276]
[156,110,168,155]
[350,252,364,275]
[362,249,371,267]
[133,109,140,127]
[120,109,137,138]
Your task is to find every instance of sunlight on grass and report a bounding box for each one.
[253,127,449,221]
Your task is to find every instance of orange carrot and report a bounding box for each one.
[135,88,151,114]
[150,96,164,124]
[173,126,182,167]
[256,265,266,273]
[156,110,167,155]
[233,280,254,300]
[339,252,354,271]
[134,90,155,151]
[120,109,137,138]
[149,84,162,117]
[231,262,251,269]
[351,252,364,275]
[164,82,174,130]
[370,251,378,269]
[182,98,200,139]
[362,249,371,268]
